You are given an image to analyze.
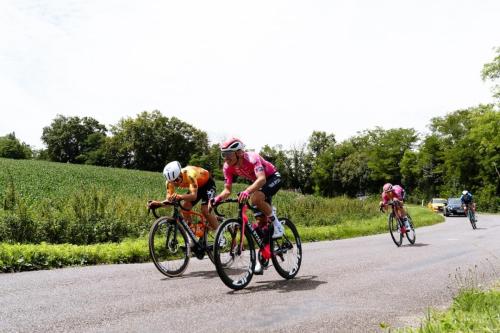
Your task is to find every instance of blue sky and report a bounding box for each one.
[0,0,499,150]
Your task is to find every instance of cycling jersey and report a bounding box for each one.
[381,185,405,205]
[167,166,210,195]
[461,193,473,204]
[223,151,277,185]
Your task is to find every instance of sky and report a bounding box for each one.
[0,0,499,151]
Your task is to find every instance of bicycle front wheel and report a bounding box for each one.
[468,210,477,229]
[213,219,255,290]
[271,218,302,279]
[149,217,190,277]
[388,213,403,247]
[405,214,416,244]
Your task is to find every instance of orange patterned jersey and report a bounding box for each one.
[167,166,210,195]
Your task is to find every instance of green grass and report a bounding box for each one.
[392,283,500,332]
[0,239,150,272]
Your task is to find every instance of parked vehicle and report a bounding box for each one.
[444,198,466,217]
[428,198,447,213]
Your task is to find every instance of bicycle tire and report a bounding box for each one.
[388,213,403,247]
[271,218,302,279]
[405,214,416,245]
[468,210,477,229]
[202,222,216,264]
[213,219,255,290]
[149,217,190,277]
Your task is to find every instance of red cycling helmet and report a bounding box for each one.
[220,137,245,152]
[383,183,393,193]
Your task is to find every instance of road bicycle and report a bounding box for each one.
[464,203,477,229]
[212,198,302,290]
[148,200,218,277]
[383,201,416,247]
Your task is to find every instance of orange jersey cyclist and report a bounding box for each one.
[211,138,284,239]
[148,161,219,231]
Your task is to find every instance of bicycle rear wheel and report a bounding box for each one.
[213,219,255,290]
[202,222,216,263]
[271,218,302,279]
[149,217,190,277]
[388,213,403,247]
[405,214,416,244]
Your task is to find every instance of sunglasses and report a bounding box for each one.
[221,151,235,158]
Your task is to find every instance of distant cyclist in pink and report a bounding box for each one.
[210,138,284,239]
[379,183,411,230]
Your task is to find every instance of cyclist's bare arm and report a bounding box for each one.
[217,183,232,201]
[180,182,198,202]
[245,170,266,194]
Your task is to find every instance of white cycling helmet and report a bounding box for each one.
[462,190,468,195]
[220,137,245,152]
[163,161,182,182]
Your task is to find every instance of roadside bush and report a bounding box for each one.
[475,184,499,212]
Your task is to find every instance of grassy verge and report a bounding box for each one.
[0,205,443,273]
[392,283,500,332]
[0,239,150,272]
[297,205,442,242]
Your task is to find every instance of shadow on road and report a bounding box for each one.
[161,269,219,281]
[228,275,327,295]
[402,243,430,248]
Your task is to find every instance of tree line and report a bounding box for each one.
[1,48,499,211]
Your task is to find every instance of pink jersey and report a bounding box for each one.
[381,185,405,204]
[223,151,277,185]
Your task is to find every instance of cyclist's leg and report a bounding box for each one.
[198,179,219,230]
[394,201,405,219]
[250,173,282,215]
[251,173,283,237]
[181,200,194,224]
[250,191,272,215]
[398,203,407,218]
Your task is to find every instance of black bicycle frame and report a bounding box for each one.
[151,202,203,248]
[215,199,270,251]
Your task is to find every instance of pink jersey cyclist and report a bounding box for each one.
[223,151,277,185]
[379,183,410,230]
[381,184,405,205]
[212,138,285,248]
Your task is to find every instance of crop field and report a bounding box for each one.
[0,158,165,202]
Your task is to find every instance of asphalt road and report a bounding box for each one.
[1,214,499,333]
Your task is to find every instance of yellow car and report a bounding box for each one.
[428,198,447,213]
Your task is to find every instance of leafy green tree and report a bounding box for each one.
[107,111,209,171]
[41,115,107,163]
[364,127,418,188]
[307,131,336,158]
[260,144,292,189]
[429,107,480,195]
[285,144,314,193]
[481,46,500,101]
[0,133,32,159]
[189,144,223,180]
